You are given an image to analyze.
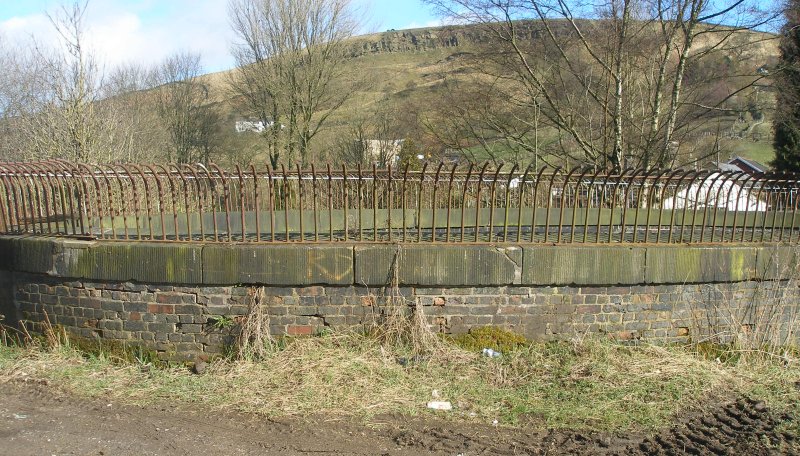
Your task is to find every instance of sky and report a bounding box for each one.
[0,0,442,73]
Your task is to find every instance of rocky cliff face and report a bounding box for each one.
[348,24,505,56]
[346,21,587,57]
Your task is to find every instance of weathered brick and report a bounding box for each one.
[155,292,188,304]
[99,320,123,331]
[123,302,148,313]
[123,320,146,331]
[147,322,176,333]
[498,306,526,315]
[174,304,203,315]
[576,305,602,314]
[297,286,325,296]
[102,300,125,312]
[267,306,289,316]
[148,304,175,314]
[287,325,314,335]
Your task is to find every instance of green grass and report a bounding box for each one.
[1,332,797,432]
[731,140,776,166]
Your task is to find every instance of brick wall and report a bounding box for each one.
[6,271,799,360]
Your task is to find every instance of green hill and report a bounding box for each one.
[197,21,782,168]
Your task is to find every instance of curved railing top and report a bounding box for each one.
[1,161,799,244]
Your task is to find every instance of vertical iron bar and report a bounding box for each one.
[388,164,393,242]
[582,169,602,244]
[532,167,547,243]
[431,163,444,243]
[342,164,348,242]
[461,164,474,243]
[488,165,502,243]
[418,163,428,243]
[620,169,642,244]
[516,165,534,243]
[373,163,378,242]
[282,164,289,242]
[545,168,561,243]
[357,164,363,242]
[252,164,260,242]
[475,164,488,243]
[327,164,333,242]
[402,164,409,243]
[571,168,591,243]
[157,164,178,241]
[502,165,517,242]
[446,164,457,243]
[175,165,191,241]
[311,164,319,242]
[236,165,247,242]
[267,166,275,242]
[297,164,304,242]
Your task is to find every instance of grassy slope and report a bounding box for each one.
[201,24,780,167]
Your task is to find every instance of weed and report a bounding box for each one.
[0,314,30,348]
[685,245,800,364]
[39,311,69,350]
[449,326,530,353]
[236,286,275,361]
[366,245,454,360]
[207,315,235,331]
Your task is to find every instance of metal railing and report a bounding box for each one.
[1,160,799,244]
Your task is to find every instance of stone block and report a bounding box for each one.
[755,245,799,280]
[203,245,353,285]
[355,245,522,286]
[54,241,202,284]
[645,246,757,284]
[522,246,645,285]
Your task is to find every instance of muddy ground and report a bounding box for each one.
[0,380,796,455]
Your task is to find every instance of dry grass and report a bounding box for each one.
[236,286,275,361]
[1,331,796,432]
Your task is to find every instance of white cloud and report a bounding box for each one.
[0,0,236,73]
[0,12,57,48]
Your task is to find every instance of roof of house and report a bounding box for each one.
[726,156,769,174]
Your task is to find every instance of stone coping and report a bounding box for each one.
[0,236,796,287]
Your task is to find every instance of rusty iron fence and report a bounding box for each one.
[1,160,799,244]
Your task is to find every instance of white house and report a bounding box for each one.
[364,139,404,164]
[235,120,268,133]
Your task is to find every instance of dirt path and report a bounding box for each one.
[0,380,796,455]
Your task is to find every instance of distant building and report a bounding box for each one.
[722,156,769,176]
[235,120,264,133]
[363,139,404,164]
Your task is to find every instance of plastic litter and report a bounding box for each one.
[482,348,502,358]
[427,401,453,411]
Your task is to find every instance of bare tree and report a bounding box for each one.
[5,1,112,162]
[228,0,362,166]
[424,0,779,170]
[101,62,169,163]
[153,51,213,163]
[0,1,159,163]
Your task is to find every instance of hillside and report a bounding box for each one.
[201,21,781,167]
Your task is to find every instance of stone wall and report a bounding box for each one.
[1,236,798,359]
[8,273,799,360]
